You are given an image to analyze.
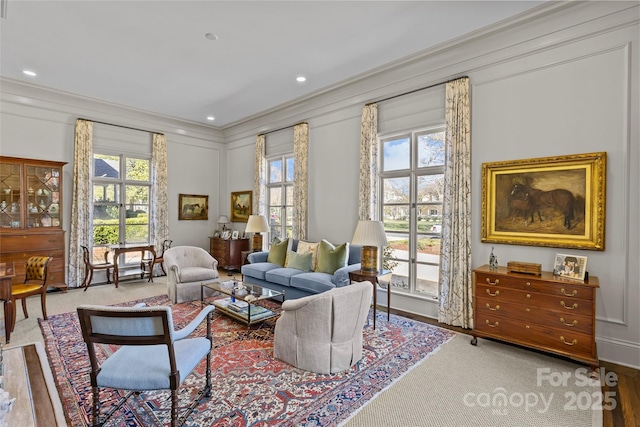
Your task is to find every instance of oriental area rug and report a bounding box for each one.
[40,295,456,426]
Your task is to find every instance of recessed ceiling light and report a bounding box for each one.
[205,33,218,41]
[207,116,215,121]
[296,76,306,83]
[22,70,37,77]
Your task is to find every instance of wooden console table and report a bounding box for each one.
[111,244,155,287]
[349,269,392,330]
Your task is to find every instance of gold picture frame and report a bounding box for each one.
[482,152,606,250]
[178,194,209,220]
[230,190,252,223]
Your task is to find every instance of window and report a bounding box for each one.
[92,153,151,264]
[267,154,294,241]
[380,128,445,299]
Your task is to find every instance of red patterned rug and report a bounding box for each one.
[40,295,456,426]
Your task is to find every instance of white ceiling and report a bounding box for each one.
[1,1,545,128]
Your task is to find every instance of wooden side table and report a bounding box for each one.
[348,269,392,330]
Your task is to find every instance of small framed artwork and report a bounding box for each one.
[553,254,588,281]
[231,230,239,240]
[230,190,252,223]
[222,230,231,240]
[213,230,221,238]
[179,194,209,220]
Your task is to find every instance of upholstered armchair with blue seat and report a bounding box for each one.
[77,303,216,427]
[164,246,220,303]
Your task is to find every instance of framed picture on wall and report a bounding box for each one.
[481,152,606,250]
[178,194,209,220]
[230,190,252,223]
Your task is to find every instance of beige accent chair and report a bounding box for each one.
[274,280,373,374]
[164,246,220,303]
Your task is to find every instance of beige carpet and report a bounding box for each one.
[343,333,602,427]
[4,276,602,426]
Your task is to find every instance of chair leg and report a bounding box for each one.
[83,269,94,292]
[106,268,111,284]
[41,290,47,320]
[160,262,166,276]
[81,264,89,288]
[21,297,29,319]
[92,385,101,427]
[171,389,178,427]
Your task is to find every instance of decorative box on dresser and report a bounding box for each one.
[0,156,67,291]
[472,264,599,369]
[209,237,249,272]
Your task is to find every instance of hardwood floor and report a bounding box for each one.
[389,307,640,427]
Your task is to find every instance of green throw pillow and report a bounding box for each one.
[267,238,289,267]
[317,240,349,274]
[285,250,313,272]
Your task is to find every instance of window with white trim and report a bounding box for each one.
[380,127,445,299]
[267,154,294,241]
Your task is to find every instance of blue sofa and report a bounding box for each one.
[241,240,362,300]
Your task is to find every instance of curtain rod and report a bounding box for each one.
[77,118,164,136]
[368,76,468,105]
[260,121,308,136]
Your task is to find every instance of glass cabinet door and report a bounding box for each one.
[0,163,22,229]
[26,165,62,229]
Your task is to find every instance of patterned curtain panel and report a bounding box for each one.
[438,77,473,328]
[253,134,266,215]
[150,133,169,274]
[68,119,93,288]
[293,123,309,240]
[358,103,378,221]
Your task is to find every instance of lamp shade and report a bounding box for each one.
[217,215,230,225]
[351,220,388,247]
[245,215,270,233]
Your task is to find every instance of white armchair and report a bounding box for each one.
[164,246,220,303]
[274,280,373,374]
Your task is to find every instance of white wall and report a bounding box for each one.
[0,80,225,254]
[222,2,639,368]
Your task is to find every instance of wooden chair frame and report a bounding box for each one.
[81,245,115,291]
[77,305,213,427]
[11,256,52,331]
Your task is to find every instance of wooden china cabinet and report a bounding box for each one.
[0,156,68,291]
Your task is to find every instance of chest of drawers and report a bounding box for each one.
[472,264,599,368]
[209,237,249,272]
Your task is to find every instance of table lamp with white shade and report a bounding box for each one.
[217,215,230,231]
[351,220,388,273]
[245,215,270,251]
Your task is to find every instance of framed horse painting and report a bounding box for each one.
[481,152,606,250]
[178,194,209,220]
[230,190,252,222]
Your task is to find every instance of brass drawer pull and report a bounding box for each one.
[561,288,578,297]
[485,320,499,328]
[560,336,578,346]
[526,294,531,299]
[486,289,500,297]
[486,278,499,285]
[560,317,578,327]
[526,282,531,286]
[485,303,500,311]
[560,301,578,310]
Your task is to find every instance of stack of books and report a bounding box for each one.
[212,297,274,321]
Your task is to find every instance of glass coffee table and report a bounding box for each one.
[201,280,285,327]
